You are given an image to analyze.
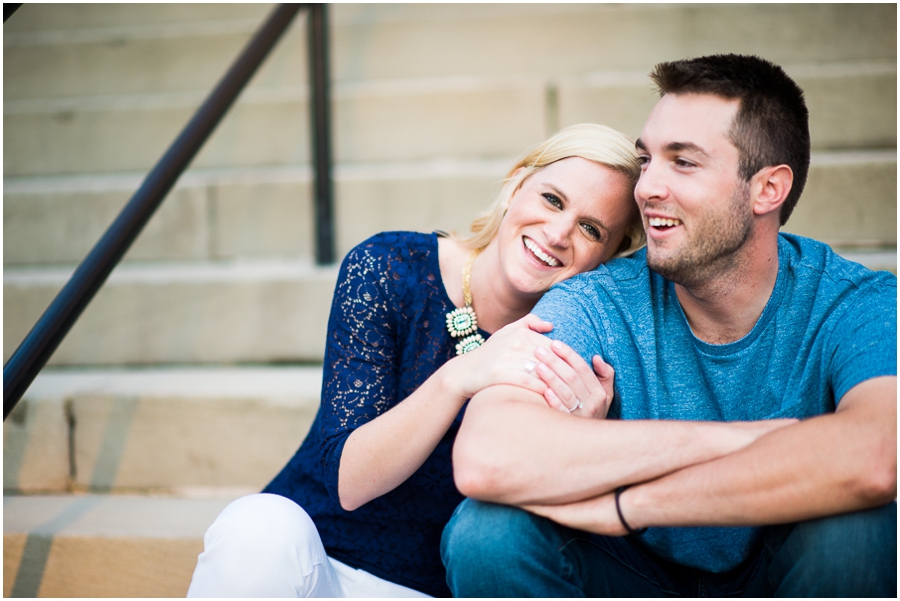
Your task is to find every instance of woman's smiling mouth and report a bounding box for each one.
[523,236,561,267]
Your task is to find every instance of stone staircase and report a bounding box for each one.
[3,3,896,597]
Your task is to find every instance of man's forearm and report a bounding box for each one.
[453,384,795,506]
[621,377,897,530]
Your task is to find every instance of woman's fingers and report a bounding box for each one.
[533,341,611,419]
[592,355,616,405]
[543,387,572,413]
[534,347,590,413]
[521,313,554,334]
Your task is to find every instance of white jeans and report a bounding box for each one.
[187,494,430,598]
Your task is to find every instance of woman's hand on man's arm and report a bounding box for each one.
[533,340,614,419]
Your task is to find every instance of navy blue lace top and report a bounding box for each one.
[264,231,484,597]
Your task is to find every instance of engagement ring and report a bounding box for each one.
[566,398,583,413]
[524,360,536,374]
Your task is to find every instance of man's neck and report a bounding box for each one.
[675,233,781,345]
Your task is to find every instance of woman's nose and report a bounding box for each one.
[543,217,573,248]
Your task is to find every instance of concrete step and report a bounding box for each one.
[782,150,897,248]
[4,151,895,268]
[4,2,896,178]
[4,366,321,494]
[4,64,894,177]
[2,75,550,176]
[3,5,287,101]
[559,62,896,152]
[2,3,271,35]
[4,236,895,371]
[3,493,232,597]
[5,4,895,97]
[1,160,507,267]
[3,261,338,366]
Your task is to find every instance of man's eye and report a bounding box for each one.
[675,158,696,168]
[637,155,650,166]
[542,193,563,208]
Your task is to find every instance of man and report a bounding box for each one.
[441,54,896,597]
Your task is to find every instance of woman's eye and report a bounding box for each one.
[637,155,650,167]
[542,192,563,208]
[581,223,601,241]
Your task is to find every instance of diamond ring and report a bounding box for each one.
[566,398,583,413]
[524,360,536,374]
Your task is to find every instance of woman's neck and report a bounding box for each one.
[467,241,539,334]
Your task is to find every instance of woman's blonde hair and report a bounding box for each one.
[455,123,645,259]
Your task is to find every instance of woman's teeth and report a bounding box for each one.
[523,237,559,267]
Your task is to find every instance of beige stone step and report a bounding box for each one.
[4,3,895,177]
[5,4,894,97]
[4,366,321,494]
[559,62,897,151]
[3,260,338,366]
[2,3,271,35]
[3,78,548,176]
[783,150,897,248]
[4,64,894,177]
[4,150,894,268]
[3,236,894,371]
[3,493,233,597]
[3,5,285,101]
[2,160,506,266]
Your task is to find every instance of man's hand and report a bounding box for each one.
[523,491,627,537]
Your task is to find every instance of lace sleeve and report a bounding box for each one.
[316,237,403,503]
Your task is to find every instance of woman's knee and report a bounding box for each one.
[211,494,316,546]
[189,494,332,597]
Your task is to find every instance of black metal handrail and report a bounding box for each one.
[309,4,335,265]
[4,3,334,419]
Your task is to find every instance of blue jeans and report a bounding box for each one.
[441,499,897,597]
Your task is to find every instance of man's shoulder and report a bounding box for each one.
[557,248,655,294]
[780,233,897,294]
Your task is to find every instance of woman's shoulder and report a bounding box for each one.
[346,231,436,261]
[340,231,441,288]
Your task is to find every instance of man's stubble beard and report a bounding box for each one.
[646,181,754,288]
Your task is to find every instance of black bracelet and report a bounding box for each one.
[615,486,647,535]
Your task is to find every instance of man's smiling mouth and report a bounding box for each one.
[648,217,683,229]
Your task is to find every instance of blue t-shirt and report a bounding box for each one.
[532,233,897,572]
[265,231,480,597]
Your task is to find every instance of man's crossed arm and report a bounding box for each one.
[453,376,896,535]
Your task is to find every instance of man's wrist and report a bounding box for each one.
[615,486,648,535]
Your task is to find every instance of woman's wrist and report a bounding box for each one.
[436,354,474,405]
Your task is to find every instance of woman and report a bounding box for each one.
[188,123,644,597]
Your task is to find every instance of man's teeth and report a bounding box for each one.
[523,238,559,267]
[648,217,683,227]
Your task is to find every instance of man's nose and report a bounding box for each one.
[635,161,668,203]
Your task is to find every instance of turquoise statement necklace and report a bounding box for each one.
[446,247,485,355]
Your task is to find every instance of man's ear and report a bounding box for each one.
[752,165,793,217]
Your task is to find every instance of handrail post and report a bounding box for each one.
[309,4,335,265]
